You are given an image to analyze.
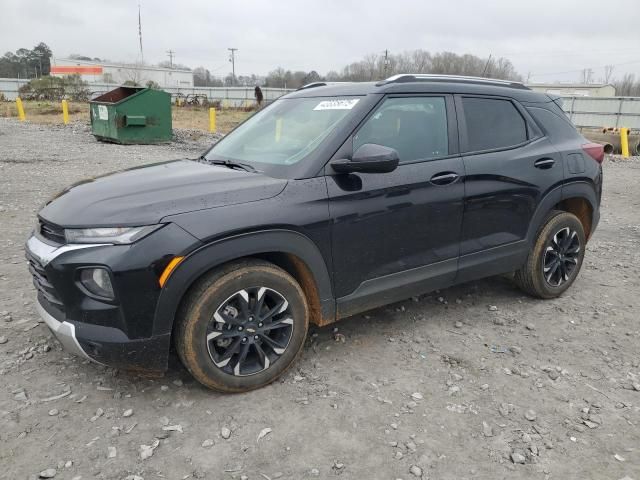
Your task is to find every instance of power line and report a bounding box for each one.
[209,64,228,73]
[529,59,640,78]
[166,50,175,68]
[493,48,640,59]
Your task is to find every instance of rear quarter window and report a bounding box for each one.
[526,106,581,141]
[462,97,527,152]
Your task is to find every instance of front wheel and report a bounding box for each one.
[176,259,309,392]
[515,211,586,299]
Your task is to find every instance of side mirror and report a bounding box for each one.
[331,143,399,174]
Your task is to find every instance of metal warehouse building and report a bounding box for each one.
[526,83,615,97]
[50,58,193,88]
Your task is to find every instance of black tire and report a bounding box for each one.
[515,211,586,299]
[175,259,309,393]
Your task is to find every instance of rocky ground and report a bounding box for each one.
[0,119,639,480]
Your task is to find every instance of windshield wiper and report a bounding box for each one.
[198,155,257,173]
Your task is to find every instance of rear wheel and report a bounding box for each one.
[176,259,309,392]
[515,211,586,299]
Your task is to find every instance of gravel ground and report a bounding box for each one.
[1,119,639,480]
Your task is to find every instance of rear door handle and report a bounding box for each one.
[430,172,459,186]
[534,158,555,169]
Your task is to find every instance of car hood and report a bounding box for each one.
[39,159,287,227]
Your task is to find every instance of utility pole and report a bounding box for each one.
[383,49,389,78]
[482,54,492,77]
[138,1,144,64]
[166,50,175,68]
[228,48,238,86]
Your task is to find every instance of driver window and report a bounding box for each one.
[353,97,448,163]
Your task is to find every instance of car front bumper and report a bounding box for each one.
[34,290,172,372]
[25,223,201,372]
[35,296,96,362]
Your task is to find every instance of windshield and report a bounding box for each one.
[205,97,361,167]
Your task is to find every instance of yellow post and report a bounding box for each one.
[209,107,216,133]
[620,127,630,158]
[275,117,282,142]
[16,97,25,121]
[62,99,69,125]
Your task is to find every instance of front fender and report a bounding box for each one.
[152,229,334,337]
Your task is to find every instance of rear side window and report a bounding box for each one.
[462,97,527,152]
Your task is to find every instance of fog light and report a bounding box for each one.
[80,268,115,299]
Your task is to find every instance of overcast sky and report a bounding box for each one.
[2,0,639,83]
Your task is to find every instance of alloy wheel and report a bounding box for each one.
[542,227,581,287]
[206,287,294,376]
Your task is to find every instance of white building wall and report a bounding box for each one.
[51,58,193,88]
[100,65,192,87]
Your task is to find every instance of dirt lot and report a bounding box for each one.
[1,119,639,480]
[0,101,252,133]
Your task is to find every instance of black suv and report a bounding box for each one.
[26,75,603,392]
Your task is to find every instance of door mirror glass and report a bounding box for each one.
[331,143,399,174]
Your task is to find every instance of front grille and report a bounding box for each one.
[26,250,64,309]
[39,220,66,244]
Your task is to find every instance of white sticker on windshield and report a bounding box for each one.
[313,99,359,111]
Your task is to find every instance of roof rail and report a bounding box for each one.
[297,81,353,91]
[377,74,529,90]
[297,82,327,90]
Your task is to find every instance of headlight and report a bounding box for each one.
[64,225,162,244]
[79,268,115,299]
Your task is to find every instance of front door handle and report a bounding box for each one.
[534,158,555,169]
[430,172,459,186]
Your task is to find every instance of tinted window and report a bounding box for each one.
[527,106,580,141]
[462,97,527,152]
[354,97,448,163]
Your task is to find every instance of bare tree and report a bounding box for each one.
[410,50,432,73]
[122,63,144,86]
[334,50,522,81]
[362,53,380,80]
[604,65,614,84]
[325,70,341,81]
[581,68,594,84]
[613,73,640,96]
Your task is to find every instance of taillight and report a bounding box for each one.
[582,143,604,164]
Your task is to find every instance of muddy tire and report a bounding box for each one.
[175,259,309,393]
[515,211,586,299]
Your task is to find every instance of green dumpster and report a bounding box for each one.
[90,87,172,144]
